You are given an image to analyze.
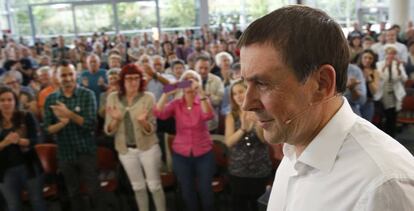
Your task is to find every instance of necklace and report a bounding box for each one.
[187,106,192,110]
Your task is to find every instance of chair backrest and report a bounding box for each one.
[34,144,58,174]
[97,146,117,172]
[405,79,414,89]
[401,95,414,111]
[212,140,228,168]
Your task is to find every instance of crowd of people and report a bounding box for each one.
[0,10,413,211]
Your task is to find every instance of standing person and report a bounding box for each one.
[375,44,408,137]
[79,53,107,107]
[215,52,234,116]
[195,56,225,132]
[43,60,105,211]
[170,59,186,81]
[154,70,216,211]
[224,80,272,211]
[238,5,414,211]
[104,64,166,211]
[357,49,380,122]
[348,34,363,63]
[98,68,121,118]
[0,87,47,211]
[37,66,60,119]
[344,64,367,116]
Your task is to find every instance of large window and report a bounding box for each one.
[13,6,31,36]
[209,0,240,27]
[74,3,115,33]
[245,0,287,22]
[208,0,288,29]
[159,0,197,29]
[33,4,74,36]
[117,1,157,32]
[6,0,395,40]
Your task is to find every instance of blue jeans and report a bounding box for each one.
[360,100,375,122]
[0,164,47,211]
[172,150,216,211]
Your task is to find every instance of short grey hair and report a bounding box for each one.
[1,71,22,84]
[179,69,202,85]
[152,55,165,64]
[37,66,52,76]
[107,68,121,77]
[215,51,234,67]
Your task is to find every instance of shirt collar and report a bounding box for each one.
[284,97,357,173]
[56,85,80,98]
[179,95,201,106]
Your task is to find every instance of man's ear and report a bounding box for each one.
[311,64,336,102]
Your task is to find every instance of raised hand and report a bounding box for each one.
[240,111,254,132]
[4,132,20,145]
[107,106,123,121]
[347,77,360,90]
[82,77,89,87]
[58,117,70,125]
[29,81,41,93]
[50,101,72,119]
[98,76,106,86]
[141,63,156,79]
[136,110,148,126]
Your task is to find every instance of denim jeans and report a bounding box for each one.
[360,100,375,122]
[172,150,215,211]
[59,153,105,211]
[0,164,47,211]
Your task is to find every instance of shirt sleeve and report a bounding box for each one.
[80,90,97,131]
[200,101,215,121]
[153,100,176,120]
[25,112,40,148]
[104,93,116,136]
[209,78,225,106]
[43,95,56,133]
[346,65,367,106]
[358,178,414,211]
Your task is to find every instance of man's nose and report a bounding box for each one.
[242,85,260,112]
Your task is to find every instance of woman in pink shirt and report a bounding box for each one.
[154,70,216,211]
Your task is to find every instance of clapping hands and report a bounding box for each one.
[240,111,255,132]
[50,101,72,124]
[136,110,148,126]
[107,106,122,121]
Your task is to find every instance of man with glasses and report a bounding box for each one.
[44,60,105,211]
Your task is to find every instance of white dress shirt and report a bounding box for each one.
[267,98,414,211]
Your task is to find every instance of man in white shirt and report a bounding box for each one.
[238,5,414,211]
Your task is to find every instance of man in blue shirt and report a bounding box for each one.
[79,54,107,107]
[344,64,367,116]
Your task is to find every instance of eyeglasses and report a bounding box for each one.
[125,76,140,82]
[5,80,18,86]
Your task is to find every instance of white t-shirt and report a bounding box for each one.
[267,98,414,211]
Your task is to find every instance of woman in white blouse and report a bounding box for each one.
[375,44,408,137]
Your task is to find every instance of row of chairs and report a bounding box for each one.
[28,144,121,210]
